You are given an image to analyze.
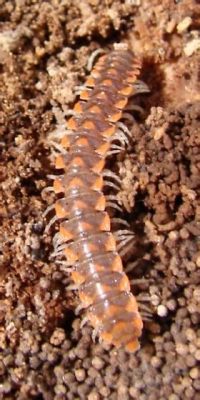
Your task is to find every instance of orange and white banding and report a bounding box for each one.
[51,46,149,352]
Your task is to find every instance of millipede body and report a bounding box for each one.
[52,46,146,352]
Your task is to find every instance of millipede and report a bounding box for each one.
[48,44,149,352]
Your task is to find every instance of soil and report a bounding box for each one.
[0,0,200,399]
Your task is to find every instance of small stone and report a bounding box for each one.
[168,231,179,241]
[185,387,195,398]
[166,299,177,311]
[29,356,41,369]
[157,305,168,317]
[63,372,75,385]
[185,328,196,342]
[195,349,200,361]
[176,343,188,356]
[91,356,105,370]
[0,360,5,375]
[193,379,200,390]
[129,387,139,398]
[181,376,192,387]
[166,19,176,33]
[196,256,200,267]
[39,277,50,289]
[88,366,98,379]
[189,343,196,354]
[180,228,189,239]
[0,330,6,350]
[177,17,192,33]
[184,38,200,57]
[186,355,196,367]
[0,381,11,394]
[118,384,128,397]
[88,392,100,400]
[54,384,66,395]
[50,328,65,346]
[190,367,199,379]
[151,356,162,368]
[169,395,179,400]
[54,366,65,380]
[74,368,86,382]
[99,386,110,397]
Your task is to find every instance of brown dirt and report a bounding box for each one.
[0,0,200,399]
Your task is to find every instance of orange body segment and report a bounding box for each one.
[96,142,110,156]
[61,135,70,148]
[67,117,77,130]
[101,79,113,87]
[108,111,122,123]
[88,105,102,114]
[80,90,90,100]
[102,126,115,137]
[85,77,95,87]
[82,120,96,130]
[71,270,85,285]
[73,102,83,113]
[53,178,64,194]
[119,86,134,96]
[125,340,140,353]
[114,98,128,110]
[55,155,65,169]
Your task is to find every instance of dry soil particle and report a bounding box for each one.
[0,0,200,399]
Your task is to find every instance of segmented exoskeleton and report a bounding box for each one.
[50,45,148,352]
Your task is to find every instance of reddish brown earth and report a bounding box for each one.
[0,1,200,399]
